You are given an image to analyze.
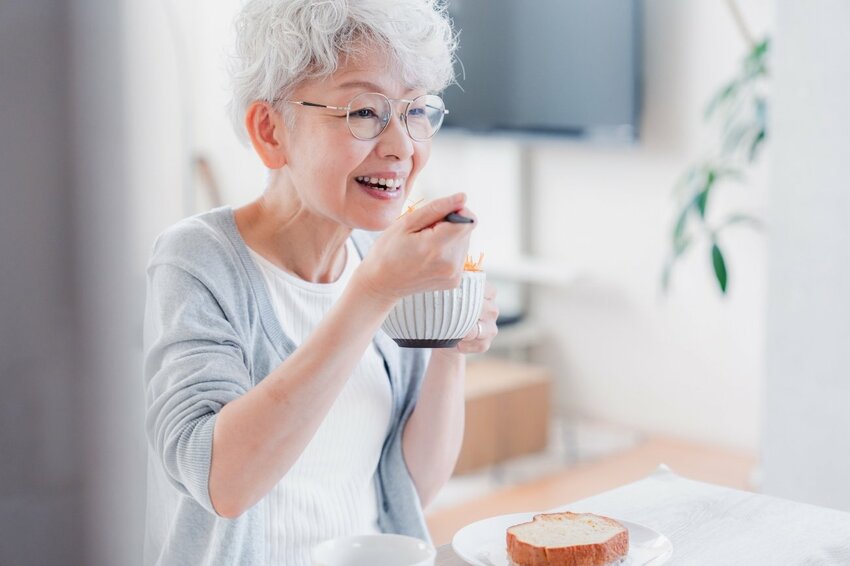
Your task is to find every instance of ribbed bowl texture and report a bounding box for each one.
[381,271,485,348]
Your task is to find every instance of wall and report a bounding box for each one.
[761,0,850,510]
[128,0,773,453]
[125,0,265,274]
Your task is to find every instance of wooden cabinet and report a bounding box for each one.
[454,359,552,475]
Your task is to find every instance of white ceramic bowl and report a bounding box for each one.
[382,271,486,348]
[311,533,436,566]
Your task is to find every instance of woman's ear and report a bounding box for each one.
[245,101,288,169]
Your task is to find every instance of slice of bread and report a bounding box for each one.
[506,511,629,566]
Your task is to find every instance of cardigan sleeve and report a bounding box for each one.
[143,261,252,515]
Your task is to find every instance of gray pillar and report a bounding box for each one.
[0,1,85,563]
[68,0,145,563]
[0,0,143,564]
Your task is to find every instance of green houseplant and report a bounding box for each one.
[663,1,769,295]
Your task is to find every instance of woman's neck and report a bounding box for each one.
[234,185,351,284]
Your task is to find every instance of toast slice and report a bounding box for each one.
[506,511,629,566]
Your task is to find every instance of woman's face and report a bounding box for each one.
[281,49,433,232]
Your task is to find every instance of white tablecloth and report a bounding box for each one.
[437,466,850,565]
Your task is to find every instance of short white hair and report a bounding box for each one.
[228,0,458,144]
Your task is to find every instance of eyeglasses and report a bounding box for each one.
[280,92,449,141]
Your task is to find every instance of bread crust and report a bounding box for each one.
[506,512,629,566]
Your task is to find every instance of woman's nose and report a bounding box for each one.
[376,110,415,159]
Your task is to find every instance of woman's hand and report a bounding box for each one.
[355,192,476,301]
[456,281,499,354]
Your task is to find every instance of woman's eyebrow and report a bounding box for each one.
[337,80,384,92]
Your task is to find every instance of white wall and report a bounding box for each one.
[125,0,264,273]
[129,1,773,452]
[761,0,850,510]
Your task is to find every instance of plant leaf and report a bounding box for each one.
[661,259,673,294]
[754,96,768,126]
[715,166,744,182]
[749,128,766,162]
[695,191,708,218]
[674,165,699,195]
[753,38,770,59]
[673,206,689,242]
[694,169,715,219]
[712,243,728,294]
[720,213,763,230]
[722,123,752,157]
[674,234,692,257]
[705,80,739,119]
[744,39,770,79]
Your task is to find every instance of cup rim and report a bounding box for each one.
[311,533,436,565]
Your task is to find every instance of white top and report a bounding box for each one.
[248,239,392,566]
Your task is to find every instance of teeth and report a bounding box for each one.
[355,176,404,189]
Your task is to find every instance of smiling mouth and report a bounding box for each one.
[355,176,404,192]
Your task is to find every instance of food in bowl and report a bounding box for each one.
[506,511,629,566]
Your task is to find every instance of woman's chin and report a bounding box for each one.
[354,214,396,232]
[348,202,404,232]
[349,187,406,231]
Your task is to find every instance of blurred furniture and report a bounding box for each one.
[454,359,552,475]
[195,154,224,209]
[436,466,850,564]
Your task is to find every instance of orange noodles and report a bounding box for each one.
[464,252,485,272]
[397,198,424,219]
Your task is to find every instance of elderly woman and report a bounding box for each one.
[143,0,498,564]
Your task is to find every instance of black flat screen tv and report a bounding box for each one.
[442,0,642,140]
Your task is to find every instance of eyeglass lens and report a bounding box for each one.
[346,93,445,141]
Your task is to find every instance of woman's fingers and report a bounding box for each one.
[458,293,499,354]
[428,205,477,241]
[402,193,468,233]
[457,319,497,353]
[361,195,479,299]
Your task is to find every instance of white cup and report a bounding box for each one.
[311,533,436,566]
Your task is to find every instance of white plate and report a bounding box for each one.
[451,511,673,566]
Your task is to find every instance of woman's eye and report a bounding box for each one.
[408,107,426,118]
[350,108,378,119]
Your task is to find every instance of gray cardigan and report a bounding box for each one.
[143,207,431,566]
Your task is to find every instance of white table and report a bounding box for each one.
[436,466,850,565]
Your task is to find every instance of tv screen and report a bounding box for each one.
[442,0,642,140]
